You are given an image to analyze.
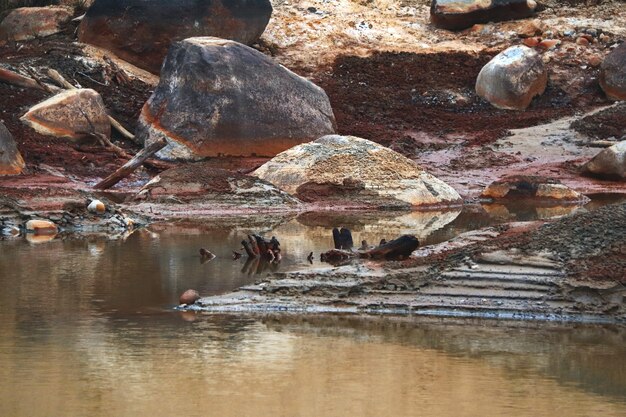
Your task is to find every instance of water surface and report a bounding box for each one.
[1,206,625,416]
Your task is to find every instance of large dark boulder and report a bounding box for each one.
[600,43,626,101]
[431,0,537,31]
[0,122,25,176]
[78,0,273,73]
[137,37,336,160]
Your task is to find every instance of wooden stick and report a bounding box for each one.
[107,115,135,141]
[94,138,167,190]
[46,68,76,90]
[0,67,61,92]
[589,140,617,148]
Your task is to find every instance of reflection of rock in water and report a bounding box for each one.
[481,203,585,221]
[280,209,461,258]
[261,315,626,401]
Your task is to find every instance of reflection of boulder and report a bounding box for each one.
[137,38,336,160]
[430,0,537,31]
[254,135,461,209]
[480,176,588,204]
[273,209,461,260]
[476,45,547,110]
[583,141,626,180]
[78,0,273,73]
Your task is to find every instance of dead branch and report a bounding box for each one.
[94,138,167,190]
[103,55,131,86]
[0,67,61,92]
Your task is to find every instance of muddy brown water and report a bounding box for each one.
[1,201,626,416]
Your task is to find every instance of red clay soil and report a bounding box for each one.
[313,50,608,147]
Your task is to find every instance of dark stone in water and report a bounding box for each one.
[78,0,273,73]
[430,0,537,31]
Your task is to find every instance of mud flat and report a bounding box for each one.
[185,201,626,323]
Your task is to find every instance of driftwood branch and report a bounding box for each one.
[94,138,167,190]
[0,67,61,92]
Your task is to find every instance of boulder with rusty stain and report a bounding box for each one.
[583,141,626,180]
[21,89,110,140]
[431,0,537,31]
[480,176,588,203]
[600,43,626,101]
[0,6,73,44]
[0,122,25,176]
[78,0,272,74]
[253,135,462,209]
[137,38,336,160]
[476,45,547,110]
[25,219,58,235]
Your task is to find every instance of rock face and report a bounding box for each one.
[476,45,547,110]
[138,38,336,160]
[78,0,273,73]
[583,141,626,179]
[0,122,25,176]
[431,0,537,31]
[253,135,462,209]
[21,89,110,140]
[133,163,301,216]
[599,43,626,101]
[0,6,73,44]
[480,176,588,203]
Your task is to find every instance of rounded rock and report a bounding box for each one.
[476,45,548,110]
[87,199,106,214]
[0,121,25,176]
[600,43,626,101]
[179,289,201,305]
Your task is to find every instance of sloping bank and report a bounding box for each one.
[182,202,626,324]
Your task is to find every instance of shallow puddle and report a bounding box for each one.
[1,198,625,416]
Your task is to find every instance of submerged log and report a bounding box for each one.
[332,227,353,250]
[322,234,419,263]
[363,235,419,260]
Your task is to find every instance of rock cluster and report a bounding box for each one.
[431,0,537,31]
[0,122,25,176]
[21,89,110,140]
[137,38,336,160]
[599,43,626,101]
[0,6,72,44]
[253,135,462,209]
[78,0,273,73]
[476,45,547,110]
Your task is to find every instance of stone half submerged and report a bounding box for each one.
[253,135,462,209]
[137,37,336,161]
[480,175,589,204]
